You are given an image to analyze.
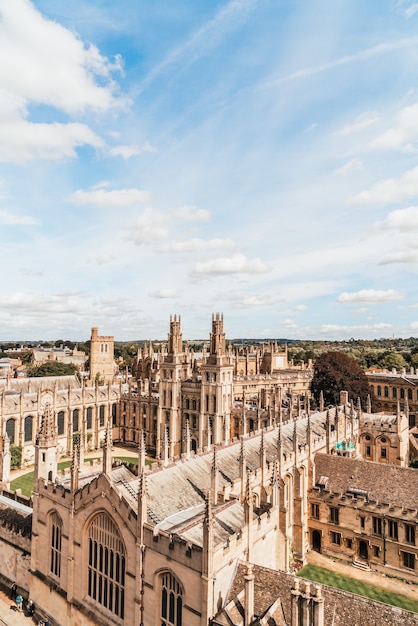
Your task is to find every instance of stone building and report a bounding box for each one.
[89,326,117,384]
[367,368,418,427]
[118,314,312,456]
[0,375,120,467]
[0,384,416,625]
[308,453,418,583]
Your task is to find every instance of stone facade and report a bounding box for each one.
[119,314,312,456]
[367,368,418,427]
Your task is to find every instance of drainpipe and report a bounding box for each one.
[383,515,387,565]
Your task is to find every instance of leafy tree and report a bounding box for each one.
[10,445,22,470]
[311,351,371,407]
[377,351,407,371]
[28,362,78,377]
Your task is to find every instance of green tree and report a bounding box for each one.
[10,445,22,470]
[311,351,371,407]
[377,351,407,371]
[28,362,78,377]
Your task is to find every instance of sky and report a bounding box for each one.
[2,0,418,341]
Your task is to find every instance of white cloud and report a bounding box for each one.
[379,206,418,230]
[126,208,169,244]
[338,289,404,303]
[0,114,104,163]
[319,323,393,335]
[193,253,270,276]
[160,238,235,253]
[226,292,273,308]
[380,247,418,264]
[108,142,157,159]
[149,289,180,299]
[282,318,298,329]
[108,145,142,159]
[69,187,151,207]
[0,0,125,114]
[349,165,418,206]
[0,209,37,225]
[336,158,363,175]
[339,112,378,135]
[172,205,210,222]
[0,0,127,163]
[293,304,308,311]
[371,103,418,150]
[351,307,369,315]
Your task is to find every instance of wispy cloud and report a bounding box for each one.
[349,165,418,206]
[69,187,152,207]
[338,289,404,303]
[160,238,234,253]
[339,112,379,136]
[336,158,363,175]
[139,0,260,92]
[0,209,37,225]
[192,253,270,276]
[370,102,418,150]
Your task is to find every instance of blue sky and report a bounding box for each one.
[2,0,418,341]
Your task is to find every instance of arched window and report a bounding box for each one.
[112,404,117,425]
[408,389,413,400]
[73,409,79,433]
[99,406,105,427]
[57,411,65,436]
[24,415,33,442]
[86,407,93,430]
[392,388,397,398]
[400,388,405,399]
[161,572,183,626]
[384,386,389,397]
[6,419,15,444]
[50,511,62,578]
[87,512,125,618]
[377,386,381,396]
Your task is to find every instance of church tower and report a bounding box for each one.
[34,401,58,483]
[89,327,116,384]
[158,315,187,458]
[200,313,234,448]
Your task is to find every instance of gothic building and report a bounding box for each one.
[0,383,416,625]
[118,314,312,456]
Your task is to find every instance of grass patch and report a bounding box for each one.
[298,564,418,613]
[10,456,148,497]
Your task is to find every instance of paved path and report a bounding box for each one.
[306,550,418,600]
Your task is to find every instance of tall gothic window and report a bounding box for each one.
[161,572,183,626]
[5,419,15,444]
[99,406,105,427]
[50,511,62,578]
[86,407,93,430]
[73,409,79,433]
[87,513,125,619]
[24,415,33,442]
[57,411,65,436]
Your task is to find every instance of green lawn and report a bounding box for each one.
[298,564,418,613]
[10,456,146,498]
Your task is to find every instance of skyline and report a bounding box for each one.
[2,1,418,341]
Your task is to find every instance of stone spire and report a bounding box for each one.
[102,422,112,475]
[35,402,58,483]
[366,394,372,414]
[244,563,255,626]
[138,429,146,472]
[162,425,169,467]
[239,436,246,499]
[319,390,324,412]
[202,490,214,577]
[211,445,219,505]
[71,436,80,493]
[184,419,191,459]
[244,471,254,561]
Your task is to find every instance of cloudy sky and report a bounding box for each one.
[2,0,418,341]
